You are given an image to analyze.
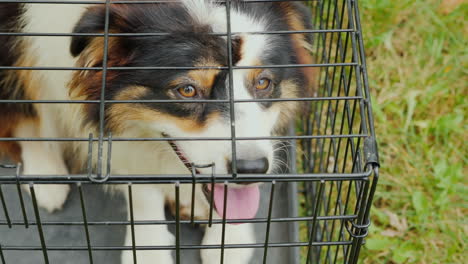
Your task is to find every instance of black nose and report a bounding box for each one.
[228,157,269,174]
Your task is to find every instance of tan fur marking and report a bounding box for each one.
[246,63,263,86]
[0,116,39,162]
[114,86,150,100]
[0,40,42,104]
[69,36,129,100]
[107,103,220,134]
[166,199,206,221]
[187,68,219,91]
[279,3,317,97]
[246,60,276,97]
[171,60,221,96]
[0,114,23,162]
[0,40,42,161]
[272,79,301,131]
[68,35,133,125]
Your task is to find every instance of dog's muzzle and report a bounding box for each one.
[228,157,269,174]
[162,132,264,221]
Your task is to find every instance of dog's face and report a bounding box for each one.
[70,1,314,218]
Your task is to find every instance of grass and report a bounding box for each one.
[297,1,465,263]
[357,0,467,263]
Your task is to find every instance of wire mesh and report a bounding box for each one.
[0,0,379,264]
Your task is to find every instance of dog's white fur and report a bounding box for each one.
[14,1,283,263]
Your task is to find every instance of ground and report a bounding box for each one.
[358,0,467,263]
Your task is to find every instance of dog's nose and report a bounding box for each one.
[229,157,269,174]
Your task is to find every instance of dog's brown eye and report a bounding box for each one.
[256,78,271,90]
[178,85,197,97]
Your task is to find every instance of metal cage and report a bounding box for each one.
[0,0,380,264]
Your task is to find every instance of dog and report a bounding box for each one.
[0,1,315,263]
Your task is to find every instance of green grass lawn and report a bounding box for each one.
[357,0,467,263]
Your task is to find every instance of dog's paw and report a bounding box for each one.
[201,248,253,264]
[164,184,209,220]
[121,250,174,264]
[123,221,175,264]
[23,184,70,213]
[201,223,255,264]
[166,199,196,220]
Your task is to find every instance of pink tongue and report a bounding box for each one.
[212,184,260,222]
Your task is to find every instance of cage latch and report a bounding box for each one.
[364,136,379,168]
[190,162,215,226]
[0,164,17,169]
[345,218,371,239]
[86,133,113,183]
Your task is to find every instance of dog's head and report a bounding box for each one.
[70,1,315,219]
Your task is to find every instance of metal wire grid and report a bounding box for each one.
[0,0,380,264]
[298,0,379,263]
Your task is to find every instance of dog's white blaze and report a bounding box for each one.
[232,69,279,163]
[183,0,271,67]
[175,0,278,173]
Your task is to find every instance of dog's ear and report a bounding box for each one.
[70,6,135,59]
[278,2,317,98]
[70,5,135,71]
[70,7,107,57]
[68,6,135,103]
